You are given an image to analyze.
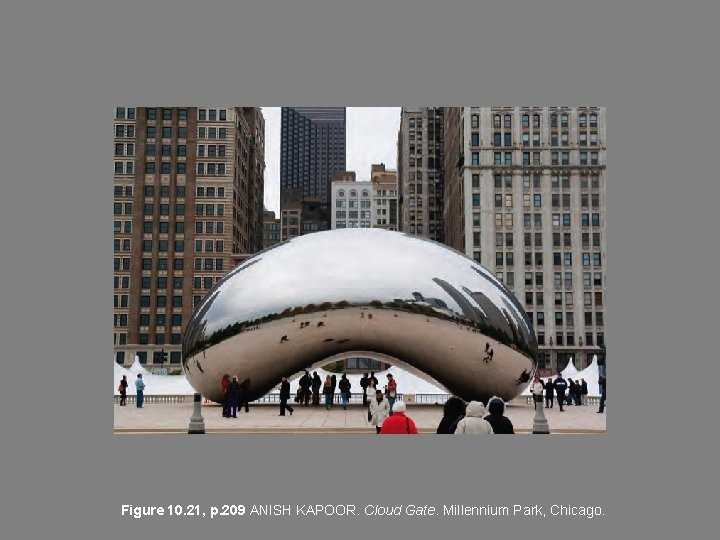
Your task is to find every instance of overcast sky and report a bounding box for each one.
[261,107,401,214]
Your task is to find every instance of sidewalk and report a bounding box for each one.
[114,401,606,433]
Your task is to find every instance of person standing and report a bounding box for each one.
[530,373,545,410]
[484,396,515,434]
[369,371,379,387]
[323,375,334,410]
[135,374,145,408]
[581,378,588,405]
[118,375,128,406]
[360,373,370,406]
[379,401,418,434]
[330,374,337,405]
[545,377,555,408]
[239,378,251,413]
[220,374,231,417]
[567,379,576,406]
[338,374,352,410]
[553,373,568,411]
[385,373,398,414]
[226,376,241,418]
[311,371,322,406]
[597,374,606,413]
[279,376,294,416]
[454,401,494,434]
[436,396,467,434]
[369,389,390,433]
[299,370,312,406]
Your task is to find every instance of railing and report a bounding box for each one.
[115,393,601,406]
[515,395,600,406]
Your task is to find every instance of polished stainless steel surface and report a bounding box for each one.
[183,229,537,403]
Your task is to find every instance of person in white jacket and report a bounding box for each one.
[368,389,390,434]
[455,401,494,434]
[530,373,545,409]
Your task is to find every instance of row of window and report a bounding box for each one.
[480,132,601,148]
[195,221,225,234]
[335,210,372,219]
[114,161,134,174]
[115,124,135,138]
[114,350,184,365]
[144,162,189,174]
[139,295,184,308]
[336,189,370,198]
[335,199,370,209]
[535,332,605,347]
[136,333,183,346]
[146,144,187,157]
[145,108,189,121]
[476,112,599,130]
[142,185,187,198]
[196,186,226,198]
[479,173,602,190]
[197,163,227,175]
[116,257,224,273]
[194,276,222,290]
[335,221,372,228]
[140,240,185,253]
[194,239,224,253]
[115,108,136,119]
[146,126,188,139]
[197,127,228,139]
[198,109,227,121]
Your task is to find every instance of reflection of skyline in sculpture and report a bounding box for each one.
[182,229,537,403]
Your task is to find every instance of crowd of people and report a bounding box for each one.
[118,367,606,426]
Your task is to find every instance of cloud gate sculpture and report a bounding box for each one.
[183,229,537,404]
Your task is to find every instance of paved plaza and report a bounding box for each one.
[114,400,605,433]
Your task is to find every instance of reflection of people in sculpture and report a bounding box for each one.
[515,370,530,385]
[482,346,494,363]
[369,390,390,434]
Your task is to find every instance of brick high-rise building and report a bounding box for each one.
[443,107,607,373]
[113,106,265,368]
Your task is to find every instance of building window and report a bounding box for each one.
[533,194,541,207]
[472,152,479,166]
[471,114,479,128]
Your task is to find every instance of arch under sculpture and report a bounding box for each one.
[183,229,537,404]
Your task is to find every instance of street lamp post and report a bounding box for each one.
[188,393,205,434]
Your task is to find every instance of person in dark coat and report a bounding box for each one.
[553,373,568,412]
[360,373,370,406]
[574,378,582,406]
[567,379,576,406]
[311,372,322,406]
[597,374,606,413]
[436,396,467,434]
[330,374,337,404]
[239,378,251,413]
[581,378,588,405]
[323,375,334,409]
[279,376,294,416]
[484,396,515,434]
[544,377,554,408]
[298,370,312,405]
[338,373,352,410]
[369,371,378,387]
[118,375,128,406]
[226,376,242,418]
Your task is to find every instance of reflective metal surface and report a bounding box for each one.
[183,229,537,403]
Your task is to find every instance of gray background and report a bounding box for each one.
[1,0,718,538]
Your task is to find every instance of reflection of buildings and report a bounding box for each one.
[443,107,607,372]
[113,107,265,368]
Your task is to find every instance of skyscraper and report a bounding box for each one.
[397,107,444,242]
[443,107,607,373]
[280,107,346,232]
[113,107,265,368]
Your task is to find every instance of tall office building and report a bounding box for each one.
[280,107,346,231]
[443,107,607,373]
[262,210,281,249]
[113,106,265,368]
[397,107,444,242]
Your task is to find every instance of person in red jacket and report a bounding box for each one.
[379,401,418,434]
